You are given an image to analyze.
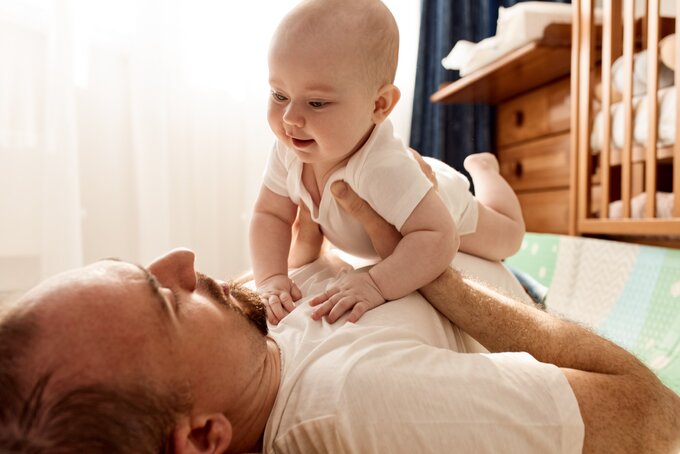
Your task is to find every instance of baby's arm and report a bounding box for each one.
[310,188,458,323]
[288,204,324,268]
[250,184,301,324]
[368,189,458,299]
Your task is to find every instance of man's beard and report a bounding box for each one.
[229,283,269,335]
[196,272,268,335]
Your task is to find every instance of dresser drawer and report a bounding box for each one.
[518,189,570,234]
[498,133,570,191]
[497,77,570,147]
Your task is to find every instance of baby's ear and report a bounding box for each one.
[372,84,401,123]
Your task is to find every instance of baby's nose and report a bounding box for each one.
[283,104,305,127]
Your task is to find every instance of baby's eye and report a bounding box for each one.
[271,92,288,102]
[309,101,327,108]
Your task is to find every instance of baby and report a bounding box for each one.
[250,0,525,324]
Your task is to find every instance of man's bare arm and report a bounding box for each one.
[420,270,680,453]
[331,180,680,454]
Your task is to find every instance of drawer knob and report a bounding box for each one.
[514,111,524,127]
[514,162,523,177]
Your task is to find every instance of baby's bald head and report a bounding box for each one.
[272,0,399,92]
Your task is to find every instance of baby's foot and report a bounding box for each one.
[464,152,500,175]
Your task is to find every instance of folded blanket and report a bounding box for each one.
[442,2,574,76]
[608,192,675,219]
[611,49,675,97]
[660,33,676,70]
[590,85,676,151]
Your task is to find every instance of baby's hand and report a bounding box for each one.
[309,270,385,324]
[257,274,302,325]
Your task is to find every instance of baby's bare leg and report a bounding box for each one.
[460,153,525,261]
[464,153,523,225]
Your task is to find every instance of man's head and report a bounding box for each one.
[0,249,269,452]
[267,0,401,166]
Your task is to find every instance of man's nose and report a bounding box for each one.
[147,248,197,292]
[283,103,304,128]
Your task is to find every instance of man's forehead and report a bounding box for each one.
[19,259,148,315]
[19,259,174,389]
[89,257,143,277]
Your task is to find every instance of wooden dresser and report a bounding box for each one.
[431,24,574,234]
[496,78,571,233]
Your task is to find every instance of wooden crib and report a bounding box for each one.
[570,0,679,246]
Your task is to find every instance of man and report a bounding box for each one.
[1,182,679,453]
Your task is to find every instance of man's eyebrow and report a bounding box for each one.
[133,264,171,317]
[98,257,169,317]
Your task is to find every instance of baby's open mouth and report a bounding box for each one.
[292,137,315,148]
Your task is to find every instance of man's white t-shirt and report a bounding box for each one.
[262,252,585,453]
[263,119,478,259]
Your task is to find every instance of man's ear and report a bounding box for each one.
[172,414,232,454]
[372,83,401,124]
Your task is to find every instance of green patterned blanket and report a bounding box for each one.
[506,233,680,394]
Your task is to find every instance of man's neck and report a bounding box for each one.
[228,338,281,452]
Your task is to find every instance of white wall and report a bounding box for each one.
[0,1,423,294]
[383,0,422,144]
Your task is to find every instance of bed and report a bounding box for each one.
[571,0,680,245]
[507,232,680,395]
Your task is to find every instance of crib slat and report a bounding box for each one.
[644,0,659,219]
[577,0,595,225]
[641,0,649,50]
[569,0,581,234]
[621,0,636,219]
[600,0,621,220]
[674,3,680,218]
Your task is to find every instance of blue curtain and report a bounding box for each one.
[409,0,570,180]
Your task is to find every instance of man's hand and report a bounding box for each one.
[329,149,436,260]
[408,148,438,190]
[309,270,385,323]
[257,274,302,325]
[330,181,402,260]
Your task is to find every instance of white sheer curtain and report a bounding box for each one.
[0,0,421,292]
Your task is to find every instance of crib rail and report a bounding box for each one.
[572,0,679,240]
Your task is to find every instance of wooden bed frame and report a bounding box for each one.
[570,0,679,246]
